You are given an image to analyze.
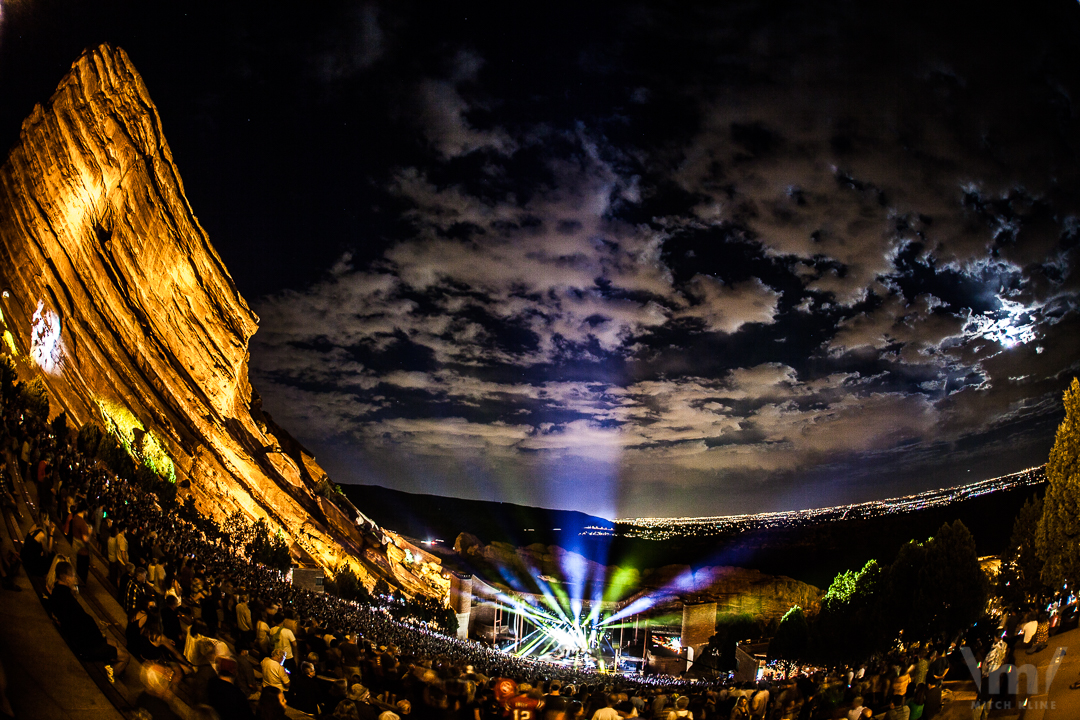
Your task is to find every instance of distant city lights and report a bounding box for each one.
[607,465,1046,541]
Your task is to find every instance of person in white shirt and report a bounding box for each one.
[846,697,865,720]
[236,595,252,638]
[271,618,298,672]
[261,648,291,693]
[1020,618,1039,649]
[147,558,167,595]
[592,694,622,720]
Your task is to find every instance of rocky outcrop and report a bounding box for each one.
[454,533,821,621]
[635,564,823,619]
[0,44,404,587]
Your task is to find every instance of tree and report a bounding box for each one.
[1038,377,1080,590]
[329,562,366,601]
[768,605,809,668]
[883,520,987,643]
[998,494,1050,605]
[0,354,16,405]
[21,377,49,421]
[77,423,105,456]
[246,518,292,571]
[917,520,988,639]
[50,411,68,442]
[813,559,889,665]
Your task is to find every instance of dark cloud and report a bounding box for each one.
[4,0,1078,517]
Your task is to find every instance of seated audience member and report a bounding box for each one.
[256,686,289,720]
[47,561,129,680]
[208,657,256,720]
[289,660,322,715]
[135,663,183,720]
[21,522,55,576]
[261,648,291,693]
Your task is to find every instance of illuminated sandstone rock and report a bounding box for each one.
[0,44,406,589]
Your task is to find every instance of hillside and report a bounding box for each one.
[343,479,1045,588]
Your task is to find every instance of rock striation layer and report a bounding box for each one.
[0,44,420,590]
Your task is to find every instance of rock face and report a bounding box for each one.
[636,564,823,620]
[454,533,821,622]
[0,44,401,586]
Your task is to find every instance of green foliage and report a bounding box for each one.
[812,520,987,664]
[329,562,368,602]
[21,377,49,421]
[441,607,459,635]
[1038,377,1080,589]
[813,559,887,665]
[223,513,292,571]
[77,423,105,456]
[917,520,988,638]
[768,605,809,662]
[97,433,137,479]
[50,412,68,442]
[884,521,987,640]
[999,494,1050,605]
[133,463,178,506]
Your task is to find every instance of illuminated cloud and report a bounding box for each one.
[220,0,1080,516]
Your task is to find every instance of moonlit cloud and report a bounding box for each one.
[239,0,1080,517]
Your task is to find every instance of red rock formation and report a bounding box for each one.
[0,44,439,593]
[454,533,821,622]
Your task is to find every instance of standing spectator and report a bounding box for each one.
[749,686,769,720]
[255,608,272,656]
[148,555,167,596]
[271,613,299,673]
[236,593,253,645]
[18,438,31,484]
[107,523,127,587]
[70,503,92,584]
[201,585,221,638]
[890,666,912,698]
[729,697,750,720]
[161,594,183,645]
[235,641,261,699]
[911,653,929,688]
[123,566,152,616]
[668,696,693,720]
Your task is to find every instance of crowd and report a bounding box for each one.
[0,383,1065,720]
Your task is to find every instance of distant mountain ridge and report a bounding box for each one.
[338,484,613,548]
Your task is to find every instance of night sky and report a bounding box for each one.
[1,1,1078,518]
